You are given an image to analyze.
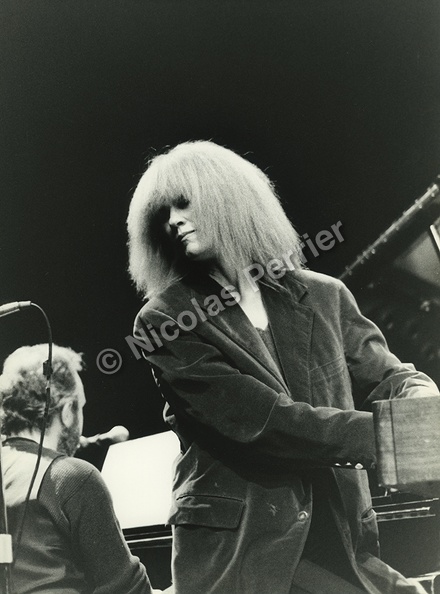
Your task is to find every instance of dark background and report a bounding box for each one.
[1,1,440,439]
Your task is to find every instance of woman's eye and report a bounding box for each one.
[174,196,190,209]
[156,206,170,224]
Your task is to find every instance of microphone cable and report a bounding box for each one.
[3,303,53,589]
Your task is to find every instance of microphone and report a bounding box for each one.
[0,301,32,319]
[79,425,130,449]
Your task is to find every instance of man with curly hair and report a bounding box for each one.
[0,343,159,594]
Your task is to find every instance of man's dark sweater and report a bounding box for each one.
[3,437,153,594]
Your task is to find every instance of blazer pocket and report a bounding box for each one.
[168,494,245,529]
[310,356,345,384]
[310,356,351,407]
[356,507,380,556]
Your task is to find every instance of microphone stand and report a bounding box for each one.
[0,435,13,594]
[0,301,52,594]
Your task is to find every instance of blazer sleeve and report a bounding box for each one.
[338,281,439,405]
[135,308,377,469]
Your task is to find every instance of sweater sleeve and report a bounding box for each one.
[57,459,153,594]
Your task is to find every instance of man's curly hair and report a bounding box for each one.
[0,344,84,435]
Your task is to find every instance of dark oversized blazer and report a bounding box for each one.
[134,270,438,594]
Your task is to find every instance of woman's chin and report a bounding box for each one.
[184,246,205,260]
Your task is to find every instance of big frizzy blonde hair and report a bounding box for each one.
[127,140,303,298]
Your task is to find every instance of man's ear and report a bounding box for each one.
[60,400,74,428]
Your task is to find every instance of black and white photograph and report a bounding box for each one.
[1,2,440,593]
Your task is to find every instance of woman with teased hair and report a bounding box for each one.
[127,140,435,594]
[127,140,303,299]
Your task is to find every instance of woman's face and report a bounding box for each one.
[166,197,214,261]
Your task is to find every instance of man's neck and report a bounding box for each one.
[10,428,59,451]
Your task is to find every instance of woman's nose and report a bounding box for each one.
[168,206,185,228]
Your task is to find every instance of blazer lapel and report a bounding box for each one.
[184,272,313,398]
[185,274,289,391]
[261,276,314,402]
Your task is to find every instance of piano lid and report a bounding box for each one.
[339,177,440,289]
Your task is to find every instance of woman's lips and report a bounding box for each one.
[179,230,194,241]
